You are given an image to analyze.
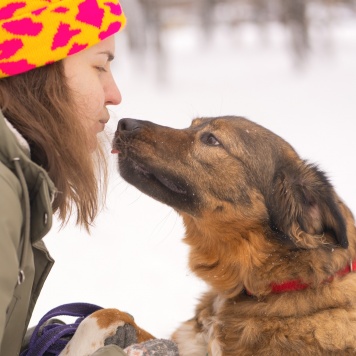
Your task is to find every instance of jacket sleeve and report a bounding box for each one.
[92,345,128,356]
[0,163,24,347]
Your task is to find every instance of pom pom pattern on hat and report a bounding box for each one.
[0,0,126,78]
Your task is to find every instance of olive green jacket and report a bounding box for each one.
[0,112,127,356]
[0,110,56,355]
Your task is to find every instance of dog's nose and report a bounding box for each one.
[118,118,141,132]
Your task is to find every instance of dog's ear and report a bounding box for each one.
[267,161,348,249]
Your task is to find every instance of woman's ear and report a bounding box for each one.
[266,161,348,249]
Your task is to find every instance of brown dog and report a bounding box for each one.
[113,116,356,355]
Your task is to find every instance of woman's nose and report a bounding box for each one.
[105,76,122,105]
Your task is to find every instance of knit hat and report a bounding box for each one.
[0,0,126,78]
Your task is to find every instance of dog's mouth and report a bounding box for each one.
[129,158,188,195]
[118,154,198,213]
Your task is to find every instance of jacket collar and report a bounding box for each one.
[0,110,56,242]
[0,110,31,165]
[4,117,30,156]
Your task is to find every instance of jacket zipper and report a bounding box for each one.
[12,157,30,285]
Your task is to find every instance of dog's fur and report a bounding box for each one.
[113,116,356,355]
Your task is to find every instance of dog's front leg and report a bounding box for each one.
[173,318,224,356]
[172,319,208,356]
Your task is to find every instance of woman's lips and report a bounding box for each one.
[98,119,109,132]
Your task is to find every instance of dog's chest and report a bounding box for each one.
[202,295,226,356]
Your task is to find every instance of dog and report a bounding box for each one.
[112,116,356,355]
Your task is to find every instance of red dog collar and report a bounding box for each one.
[248,259,356,295]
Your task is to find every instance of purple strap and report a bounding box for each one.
[21,302,102,356]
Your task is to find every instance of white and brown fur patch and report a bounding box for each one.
[59,309,154,355]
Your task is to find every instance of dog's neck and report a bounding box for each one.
[245,259,356,296]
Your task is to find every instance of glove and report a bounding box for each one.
[124,339,179,355]
[103,313,179,355]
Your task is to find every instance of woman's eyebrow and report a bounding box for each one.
[98,51,115,61]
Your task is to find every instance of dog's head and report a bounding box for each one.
[113,116,348,250]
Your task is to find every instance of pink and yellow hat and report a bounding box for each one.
[0,0,126,78]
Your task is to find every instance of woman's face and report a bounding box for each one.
[63,35,121,149]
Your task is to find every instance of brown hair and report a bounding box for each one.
[0,61,107,231]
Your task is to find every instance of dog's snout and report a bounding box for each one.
[118,118,141,133]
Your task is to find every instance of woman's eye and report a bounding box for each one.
[201,133,221,146]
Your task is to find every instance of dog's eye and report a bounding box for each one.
[201,133,221,146]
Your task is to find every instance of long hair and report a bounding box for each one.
[0,61,107,231]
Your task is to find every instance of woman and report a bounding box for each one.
[0,0,128,354]
[0,1,179,354]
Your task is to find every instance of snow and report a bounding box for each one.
[31,19,356,339]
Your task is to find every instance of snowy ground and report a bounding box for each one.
[31,19,356,339]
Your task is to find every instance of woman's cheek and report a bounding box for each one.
[78,97,102,129]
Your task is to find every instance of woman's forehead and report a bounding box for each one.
[92,36,116,54]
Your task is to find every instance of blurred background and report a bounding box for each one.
[122,0,355,74]
[32,0,356,340]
